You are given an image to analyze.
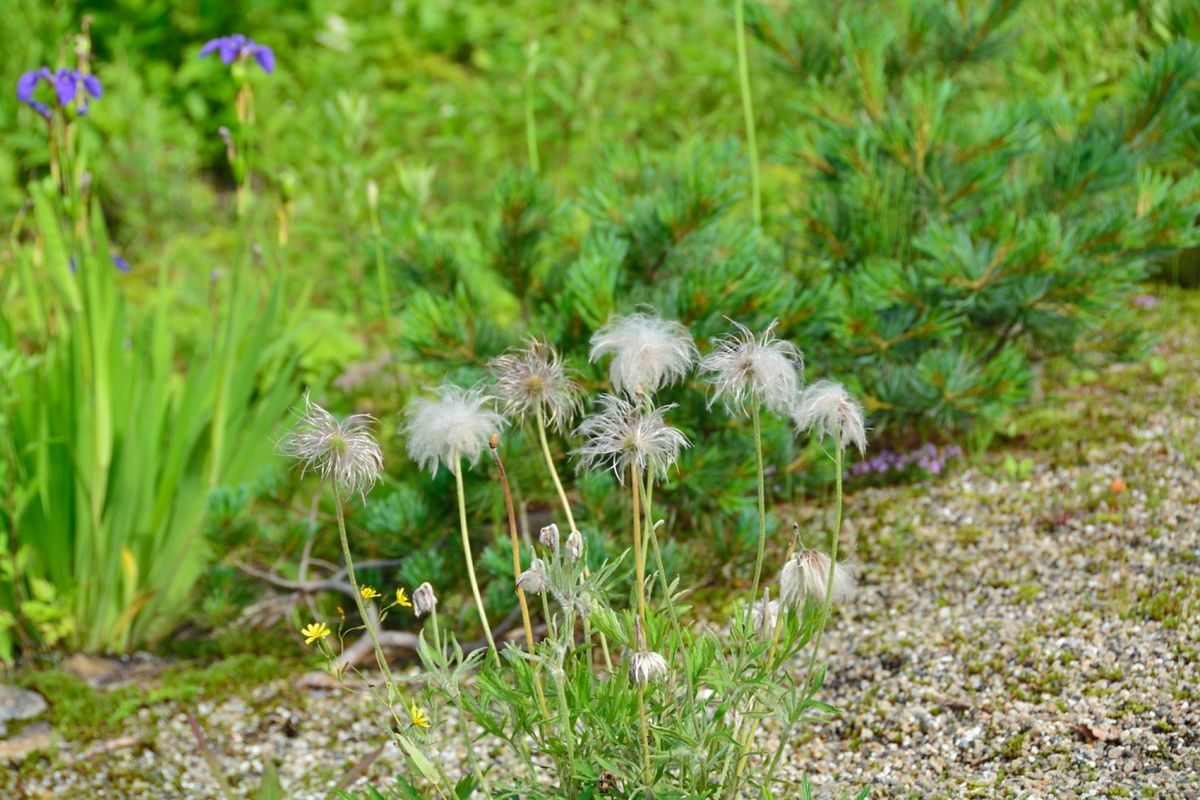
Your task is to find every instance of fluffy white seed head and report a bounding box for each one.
[700,321,804,417]
[629,650,670,685]
[539,522,560,550]
[589,312,697,398]
[565,530,584,562]
[792,380,868,454]
[278,394,384,501]
[779,548,855,608]
[750,589,780,639]
[573,394,689,482]
[516,558,549,596]
[488,339,583,432]
[404,384,505,476]
[413,582,438,617]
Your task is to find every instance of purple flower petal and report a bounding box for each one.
[200,38,223,58]
[30,100,51,119]
[83,75,102,98]
[218,34,247,64]
[53,69,77,107]
[111,254,130,273]
[17,70,41,101]
[252,45,275,74]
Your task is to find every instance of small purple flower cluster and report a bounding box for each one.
[199,34,275,73]
[16,68,102,119]
[1132,294,1159,310]
[850,442,963,478]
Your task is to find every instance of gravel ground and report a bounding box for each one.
[6,293,1199,799]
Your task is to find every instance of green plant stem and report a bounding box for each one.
[551,666,578,799]
[748,401,768,605]
[524,42,541,173]
[631,462,647,627]
[764,444,845,790]
[637,684,653,788]
[367,200,392,342]
[535,407,612,670]
[734,0,762,226]
[454,455,497,654]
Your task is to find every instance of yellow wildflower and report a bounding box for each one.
[336,606,346,620]
[360,586,381,601]
[394,587,412,608]
[301,621,331,645]
[409,702,431,728]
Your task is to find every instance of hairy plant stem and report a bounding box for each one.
[336,488,449,796]
[638,684,653,788]
[631,462,647,628]
[764,444,846,788]
[535,407,613,670]
[552,665,578,799]
[454,455,496,654]
[432,607,493,798]
[367,197,392,342]
[488,441,553,726]
[748,400,768,606]
[734,0,762,226]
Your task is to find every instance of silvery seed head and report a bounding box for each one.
[404,384,505,476]
[516,558,549,596]
[700,321,804,417]
[589,312,697,398]
[488,339,583,432]
[278,394,384,501]
[791,380,868,454]
[413,582,438,617]
[566,530,584,562]
[779,548,855,608]
[573,394,689,482]
[539,523,560,551]
[629,650,670,686]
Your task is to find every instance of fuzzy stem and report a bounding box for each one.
[764,445,845,790]
[637,684,653,788]
[748,401,768,605]
[454,455,497,654]
[488,436,553,726]
[734,0,763,226]
[367,197,392,342]
[631,462,647,627]
[536,407,614,671]
[551,666,578,798]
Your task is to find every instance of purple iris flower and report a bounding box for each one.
[16,67,101,119]
[200,34,275,74]
[68,254,131,274]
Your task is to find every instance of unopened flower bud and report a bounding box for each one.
[539,523,560,550]
[515,558,549,595]
[366,179,379,211]
[566,530,583,561]
[413,582,438,616]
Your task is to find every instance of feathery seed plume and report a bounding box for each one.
[589,312,697,398]
[792,380,868,454]
[488,339,583,432]
[574,394,689,482]
[700,321,804,416]
[404,384,505,476]
[779,548,855,608]
[278,394,384,500]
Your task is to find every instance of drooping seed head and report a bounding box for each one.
[277,393,384,501]
[750,588,780,639]
[779,547,855,608]
[589,312,697,398]
[516,558,550,596]
[488,339,583,432]
[573,394,689,482]
[539,523,561,551]
[413,582,438,617]
[791,380,868,454]
[629,650,670,685]
[404,384,505,476]
[700,320,804,417]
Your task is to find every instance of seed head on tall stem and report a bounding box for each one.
[278,393,383,501]
[489,338,583,433]
[700,320,803,417]
[589,312,697,399]
[573,393,689,483]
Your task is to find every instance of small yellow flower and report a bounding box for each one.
[409,702,431,729]
[336,606,346,621]
[301,621,331,645]
[360,586,381,601]
[394,587,412,608]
